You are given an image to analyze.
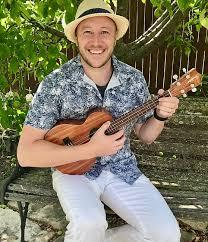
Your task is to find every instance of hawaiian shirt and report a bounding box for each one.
[24,55,153,184]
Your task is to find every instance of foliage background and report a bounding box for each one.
[0,0,208,132]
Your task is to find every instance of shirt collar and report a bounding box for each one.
[83,72,120,91]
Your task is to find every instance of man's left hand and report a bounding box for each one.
[155,89,179,119]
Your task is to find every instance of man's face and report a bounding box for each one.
[76,16,117,69]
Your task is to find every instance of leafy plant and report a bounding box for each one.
[0,90,32,133]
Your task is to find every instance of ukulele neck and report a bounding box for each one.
[106,90,171,134]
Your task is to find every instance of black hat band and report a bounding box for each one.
[78,8,111,19]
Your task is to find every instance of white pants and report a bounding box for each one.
[52,170,181,242]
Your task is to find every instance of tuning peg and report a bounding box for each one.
[192,88,197,92]
[173,74,178,80]
[182,68,187,73]
[183,93,187,97]
[176,82,181,86]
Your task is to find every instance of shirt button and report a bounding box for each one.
[111,90,115,95]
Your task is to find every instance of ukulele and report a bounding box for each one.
[44,68,202,175]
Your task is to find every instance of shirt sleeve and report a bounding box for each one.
[135,73,153,124]
[24,75,60,130]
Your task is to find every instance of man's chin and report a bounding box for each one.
[79,52,112,69]
[85,59,110,68]
[89,63,107,68]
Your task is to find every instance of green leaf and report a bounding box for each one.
[0,25,6,34]
[24,40,35,59]
[57,0,65,8]
[154,8,164,18]
[195,23,202,32]
[0,43,10,59]
[176,0,191,12]
[150,0,161,7]
[16,109,24,115]
[0,8,6,18]
[0,75,8,90]
[15,46,26,61]
[18,2,31,20]
[10,1,21,19]
[9,57,19,74]
[47,58,58,73]
[48,45,59,57]
[199,9,208,29]
[0,112,11,129]
[185,46,191,56]
[37,2,49,18]
[64,1,77,24]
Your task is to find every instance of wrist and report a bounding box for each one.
[153,109,168,122]
[84,142,97,159]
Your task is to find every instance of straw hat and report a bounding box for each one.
[64,0,129,44]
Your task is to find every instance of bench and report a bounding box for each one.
[0,97,208,242]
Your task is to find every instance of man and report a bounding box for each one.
[17,0,180,241]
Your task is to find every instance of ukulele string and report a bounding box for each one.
[106,91,170,135]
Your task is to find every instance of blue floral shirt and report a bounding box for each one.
[24,55,153,184]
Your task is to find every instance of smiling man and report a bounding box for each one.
[17,0,180,242]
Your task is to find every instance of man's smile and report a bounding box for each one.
[88,49,105,54]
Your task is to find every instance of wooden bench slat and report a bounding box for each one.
[7,183,55,196]
[4,192,58,203]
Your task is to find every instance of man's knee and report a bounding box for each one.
[78,215,108,231]
[151,219,181,242]
[65,214,108,241]
[164,221,181,242]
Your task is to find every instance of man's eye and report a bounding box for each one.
[83,31,92,35]
[101,31,109,35]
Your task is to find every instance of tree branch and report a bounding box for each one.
[115,7,189,63]
[20,12,69,43]
[29,18,67,40]
[134,2,178,46]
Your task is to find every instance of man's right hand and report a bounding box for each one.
[88,121,126,157]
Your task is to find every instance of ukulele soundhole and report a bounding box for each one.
[90,128,98,138]
[63,137,73,146]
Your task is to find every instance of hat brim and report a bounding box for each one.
[64,13,129,44]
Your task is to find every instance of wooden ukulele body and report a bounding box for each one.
[44,108,113,174]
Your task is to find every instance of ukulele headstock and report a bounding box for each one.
[169,68,202,98]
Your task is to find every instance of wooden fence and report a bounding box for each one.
[126,0,208,94]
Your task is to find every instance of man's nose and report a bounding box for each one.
[91,33,101,45]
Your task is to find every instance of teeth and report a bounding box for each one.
[89,50,103,54]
